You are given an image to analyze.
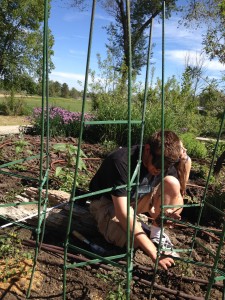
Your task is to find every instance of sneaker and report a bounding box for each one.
[150,231,180,258]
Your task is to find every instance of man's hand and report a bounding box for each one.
[158,256,175,270]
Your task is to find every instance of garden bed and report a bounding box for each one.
[0,133,224,300]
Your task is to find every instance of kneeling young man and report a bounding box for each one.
[89,130,191,270]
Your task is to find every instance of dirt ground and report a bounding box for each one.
[0,133,224,300]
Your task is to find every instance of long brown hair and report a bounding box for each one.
[175,159,187,196]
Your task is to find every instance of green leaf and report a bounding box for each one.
[55,166,63,177]
[52,143,67,152]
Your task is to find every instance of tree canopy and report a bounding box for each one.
[70,0,178,78]
[181,0,225,65]
[0,0,54,90]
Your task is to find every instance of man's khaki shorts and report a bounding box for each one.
[89,188,158,248]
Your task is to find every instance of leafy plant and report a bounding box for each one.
[205,140,225,159]
[96,270,126,300]
[102,140,118,153]
[176,261,194,277]
[52,143,89,192]
[15,139,30,155]
[52,143,87,169]
[0,232,21,258]
[0,232,33,283]
[181,133,208,159]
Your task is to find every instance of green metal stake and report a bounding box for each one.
[205,109,225,300]
[149,1,166,298]
[125,1,132,298]
[63,1,97,299]
[27,0,49,298]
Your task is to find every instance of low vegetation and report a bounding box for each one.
[0,94,91,116]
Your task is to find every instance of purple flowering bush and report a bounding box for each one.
[30,107,95,137]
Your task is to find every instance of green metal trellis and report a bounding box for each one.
[0,0,225,299]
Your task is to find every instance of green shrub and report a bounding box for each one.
[181,133,208,159]
[143,104,180,141]
[91,93,181,145]
[205,140,225,159]
[90,92,136,145]
[0,93,29,116]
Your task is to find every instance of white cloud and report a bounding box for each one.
[63,11,112,23]
[49,71,107,90]
[206,60,225,72]
[71,34,87,39]
[95,13,113,22]
[49,71,85,89]
[69,49,86,56]
[165,50,225,72]
[51,71,84,80]
[153,16,204,50]
[63,12,86,22]
[165,50,202,64]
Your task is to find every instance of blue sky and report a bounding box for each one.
[49,0,225,90]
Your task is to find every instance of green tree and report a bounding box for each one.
[61,83,70,98]
[0,0,54,91]
[70,0,178,79]
[49,80,62,97]
[198,84,225,119]
[19,74,38,95]
[69,87,81,98]
[181,0,225,65]
[53,81,62,97]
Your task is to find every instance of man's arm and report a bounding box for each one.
[112,195,174,270]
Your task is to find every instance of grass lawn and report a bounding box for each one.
[0,95,92,125]
[0,95,92,114]
[22,96,92,113]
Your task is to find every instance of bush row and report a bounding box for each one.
[30,106,212,159]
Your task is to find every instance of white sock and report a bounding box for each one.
[150,225,162,239]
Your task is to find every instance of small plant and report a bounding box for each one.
[176,261,194,277]
[102,140,118,153]
[52,143,87,169]
[15,139,29,155]
[0,232,21,258]
[96,270,126,300]
[52,143,90,192]
[3,186,24,203]
[14,133,32,156]
[0,231,33,283]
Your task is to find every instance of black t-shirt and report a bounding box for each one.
[89,145,148,199]
[89,145,178,200]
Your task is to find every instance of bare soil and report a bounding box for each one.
[0,133,224,300]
